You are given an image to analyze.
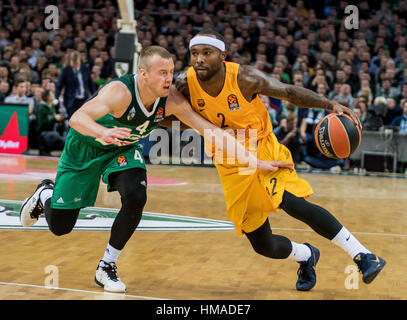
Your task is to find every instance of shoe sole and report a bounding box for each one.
[94,276,126,293]
[363,260,386,284]
[19,196,36,227]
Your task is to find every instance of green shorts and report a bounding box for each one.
[51,132,146,209]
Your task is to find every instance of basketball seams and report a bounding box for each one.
[315,115,336,159]
[331,115,351,158]
[338,114,361,153]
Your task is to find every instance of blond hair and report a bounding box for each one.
[70,51,81,63]
[138,46,172,71]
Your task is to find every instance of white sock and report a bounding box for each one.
[287,241,312,262]
[331,226,371,259]
[40,188,53,206]
[100,243,121,266]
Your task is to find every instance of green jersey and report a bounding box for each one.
[70,73,166,149]
[53,74,167,209]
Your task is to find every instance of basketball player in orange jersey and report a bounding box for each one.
[173,30,386,291]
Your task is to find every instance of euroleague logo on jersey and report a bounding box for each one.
[154,107,165,122]
[117,155,128,166]
[227,94,240,111]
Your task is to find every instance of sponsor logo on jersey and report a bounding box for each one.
[117,155,128,166]
[227,94,240,111]
[197,99,205,112]
[127,107,136,121]
[154,106,165,122]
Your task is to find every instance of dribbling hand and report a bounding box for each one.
[100,127,132,146]
[331,101,362,131]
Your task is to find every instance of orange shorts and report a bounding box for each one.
[215,132,313,235]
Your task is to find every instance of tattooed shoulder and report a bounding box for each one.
[237,65,268,99]
[174,70,190,100]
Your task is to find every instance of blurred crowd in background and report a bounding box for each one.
[1,0,407,170]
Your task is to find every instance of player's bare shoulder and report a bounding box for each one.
[97,80,132,117]
[237,64,270,101]
[174,70,191,101]
[237,64,289,100]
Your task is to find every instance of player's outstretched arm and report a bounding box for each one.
[166,86,293,172]
[237,65,361,129]
[69,81,132,146]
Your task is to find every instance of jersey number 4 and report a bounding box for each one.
[136,120,150,135]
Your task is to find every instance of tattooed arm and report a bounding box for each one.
[237,65,361,128]
[174,70,191,101]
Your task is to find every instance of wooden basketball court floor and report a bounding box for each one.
[0,153,406,300]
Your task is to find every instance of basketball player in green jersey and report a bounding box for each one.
[19,46,293,293]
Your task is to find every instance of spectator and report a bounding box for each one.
[363,97,386,131]
[36,89,65,156]
[0,65,11,84]
[390,100,407,133]
[355,100,368,125]
[259,94,278,127]
[356,80,374,105]
[335,84,354,109]
[328,82,342,100]
[273,112,302,164]
[4,79,35,114]
[377,78,401,100]
[90,64,105,92]
[0,80,10,102]
[384,98,402,125]
[99,49,114,79]
[55,51,92,119]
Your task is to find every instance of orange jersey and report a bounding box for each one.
[187,62,313,235]
[187,62,272,144]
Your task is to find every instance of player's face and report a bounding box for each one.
[190,45,226,81]
[145,55,174,97]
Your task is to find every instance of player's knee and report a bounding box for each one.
[49,225,74,236]
[45,206,78,236]
[121,186,147,211]
[250,237,275,257]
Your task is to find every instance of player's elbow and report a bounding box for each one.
[68,111,81,129]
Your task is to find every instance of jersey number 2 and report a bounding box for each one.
[270,178,278,196]
[217,113,228,128]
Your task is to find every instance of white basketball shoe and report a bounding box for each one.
[19,179,54,227]
[95,260,126,293]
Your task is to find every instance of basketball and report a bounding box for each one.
[314,113,362,159]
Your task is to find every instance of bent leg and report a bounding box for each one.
[245,218,292,259]
[280,191,343,240]
[44,199,80,236]
[108,167,147,250]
